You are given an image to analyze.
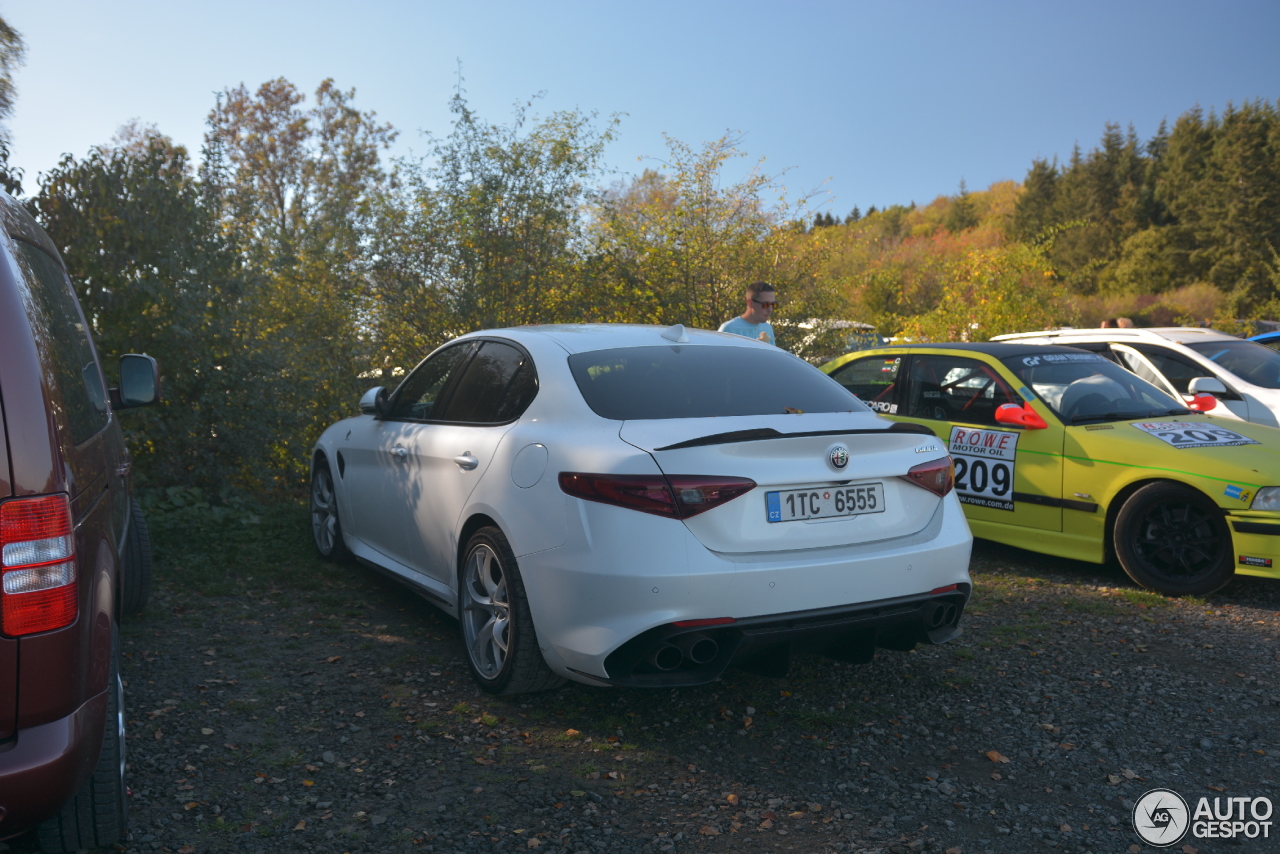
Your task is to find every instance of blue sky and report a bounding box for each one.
[4,1,1279,216]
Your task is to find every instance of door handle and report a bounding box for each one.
[391,446,409,458]
[454,453,479,471]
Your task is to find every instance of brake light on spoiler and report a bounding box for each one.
[559,473,756,520]
[1,494,78,636]
[901,457,955,498]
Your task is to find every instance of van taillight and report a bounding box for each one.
[901,457,955,498]
[1,494,77,636]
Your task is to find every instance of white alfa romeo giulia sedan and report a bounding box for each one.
[310,324,973,694]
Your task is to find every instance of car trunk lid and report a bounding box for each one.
[619,414,950,554]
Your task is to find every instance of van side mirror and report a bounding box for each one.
[110,354,159,409]
[995,402,1048,430]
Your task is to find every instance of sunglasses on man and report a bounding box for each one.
[751,298,777,309]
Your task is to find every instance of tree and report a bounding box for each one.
[943,179,978,232]
[0,15,24,131]
[897,244,1077,342]
[590,133,839,336]
[29,134,268,491]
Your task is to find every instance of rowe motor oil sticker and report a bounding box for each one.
[1132,422,1260,450]
[948,427,1019,511]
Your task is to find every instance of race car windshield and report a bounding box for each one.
[1000,352,1188,423]
[569,345,867,420]
[1184,340,1280,389]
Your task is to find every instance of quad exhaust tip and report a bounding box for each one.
[648,633,720,671]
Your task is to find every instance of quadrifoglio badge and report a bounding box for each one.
[1132,787,1273,846]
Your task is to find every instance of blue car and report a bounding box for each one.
[1248,330,1280,351]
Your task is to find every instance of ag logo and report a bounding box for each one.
[827,444,850,470]
[1022,356,1041,366]
[1132,788,1190,847]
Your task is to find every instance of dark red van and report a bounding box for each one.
[0,192,157,851]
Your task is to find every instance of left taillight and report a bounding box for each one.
[900,457,954,498]
[559,473,756,520]
[1,494,77,636]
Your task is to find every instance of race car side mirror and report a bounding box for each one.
[995,403,1048,430]
[1187,393,1218,412]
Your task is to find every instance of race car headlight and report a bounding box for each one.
[1250,487,1280,511]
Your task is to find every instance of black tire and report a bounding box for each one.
[120,497,152,616]
[37,628,128,852]
[459,527,564,695]
[311,458,351,562]
[1114,482,1234,596]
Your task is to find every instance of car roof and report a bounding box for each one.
[0,190,64,266]
[865,341,1098,359]
[468,324,773,355]
[993,327,1239,345]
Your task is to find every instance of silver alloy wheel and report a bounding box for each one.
[461,543,511,679]
[311,468,338,554]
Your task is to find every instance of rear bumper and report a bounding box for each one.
[521,494,973,685]
[0,691,107,840]
[594,586,970,687]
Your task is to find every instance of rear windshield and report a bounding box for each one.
[1184,340,1280,389]
[568,346,867,420]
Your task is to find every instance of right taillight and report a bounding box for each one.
[559,473,756,519]
[901,457,954,497]
[1,494,78,636]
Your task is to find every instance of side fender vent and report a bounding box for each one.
[336,451,346,478]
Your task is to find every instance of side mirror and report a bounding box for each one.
[1188,376,1228,395]
[1188,393,1218,412]
[359,386,387,416]
[995,402,1048,430]
[110,354,159,409]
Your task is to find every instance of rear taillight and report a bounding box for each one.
[559,473,756,520]
[1,494,78,636]
[901,457,954,498]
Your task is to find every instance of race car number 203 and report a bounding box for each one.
[948,427,1019,511]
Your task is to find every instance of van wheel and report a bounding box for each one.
[121,498,152,615]
[459,527,564,695]
[1114,482,1234,596]
[37,628,128,852]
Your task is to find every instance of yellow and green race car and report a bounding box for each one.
[821,342,1280,595]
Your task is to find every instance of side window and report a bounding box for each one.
[1131,345,1210,395]
[441,341,535,424]
[388,343,471,421]
[827,356,902,414]
[14,240,110,444]
[904,354,1018,426]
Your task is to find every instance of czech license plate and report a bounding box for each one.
[766,483,885,523]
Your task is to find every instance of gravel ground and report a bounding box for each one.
[8,505,1280,854]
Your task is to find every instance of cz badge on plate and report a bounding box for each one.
[767,483,885,522]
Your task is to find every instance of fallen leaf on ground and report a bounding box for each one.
[985,750,1010,763]
[1181,845,1199,854]
[725,793,739,805]
[565,729,580,736]
[945,847,962,854]
[178,847,195,854]
[1060,823,1071,832]
[326,655,341,663]
[990,772,1002,781]
[700,826,720,836]
[758,818,773,829]
[293,820,306,831]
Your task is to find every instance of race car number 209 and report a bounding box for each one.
[1132,421,1260,450]
[948,427,1019,511]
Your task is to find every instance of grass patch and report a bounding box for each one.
[1063,597,1125,616]
[1121,589,1171,609]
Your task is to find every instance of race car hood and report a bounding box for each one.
[1066,414,1280,496]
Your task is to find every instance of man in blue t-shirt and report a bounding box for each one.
[718,281,777,345]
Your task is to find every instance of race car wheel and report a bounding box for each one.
[459,527,563,695]
[310,459,351,562]
[1114,482,1234,596]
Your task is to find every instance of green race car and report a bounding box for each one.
[822,342,1280,595]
